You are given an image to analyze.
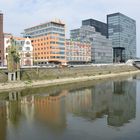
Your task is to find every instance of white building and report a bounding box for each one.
[4,33,33,66]
[19,37,33,66]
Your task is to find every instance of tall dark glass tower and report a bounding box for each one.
[107,13,136,62]
[82,19,107,37]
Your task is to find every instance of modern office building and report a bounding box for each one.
[4,33,33,66]
[90,33,113,63]
[70,25,113,63]
[31,34,66,65]
[82,19,107,37]
[107,12,136,62]
[66,39,91,64]
[23,20,66,65]
[0,11,4,66]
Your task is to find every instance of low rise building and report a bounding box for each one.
[4,33,33,66]
[66,39,91,64]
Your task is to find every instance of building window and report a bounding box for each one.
[25,52,31,57]
[25,59,31,66]
[26,47,30,51]
[6,40,10,44]
[19,47,22,50]
[26,41,30,45]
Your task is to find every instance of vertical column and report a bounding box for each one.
[8,72,16,81]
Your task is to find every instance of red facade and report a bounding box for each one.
[0,12,4,66]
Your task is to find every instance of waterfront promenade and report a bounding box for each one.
[0,64,140,92]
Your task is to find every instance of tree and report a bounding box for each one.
[8,37,20,72]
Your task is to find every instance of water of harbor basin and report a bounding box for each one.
[0,75,140,140]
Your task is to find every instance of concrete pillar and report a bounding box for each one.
[8,72,16,81]
[9,91,21,101]
[16,70,20,81]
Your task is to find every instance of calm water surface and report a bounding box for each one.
[0,75,140,140]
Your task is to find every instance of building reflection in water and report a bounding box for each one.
[66,80,136,127]
[108,80,136,127]
[0,78,137,140]
[66,82,113,120]
[34,90,67,132]
[7,91,22,126]
[0,101,7,140]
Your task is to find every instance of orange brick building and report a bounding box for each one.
[24,20,66,65]
[32,34,66,65]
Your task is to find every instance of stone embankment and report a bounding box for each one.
[0,64,140,92]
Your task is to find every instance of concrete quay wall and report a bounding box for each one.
[0,64,139,83]
[0,64,140,92]
[20,64,138,81]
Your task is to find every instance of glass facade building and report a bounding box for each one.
[82,19,107,37]
[107,13,136,62]
[90,33,113,63]
[70,25,113,63]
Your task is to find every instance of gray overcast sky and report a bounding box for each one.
[0,0,140,56]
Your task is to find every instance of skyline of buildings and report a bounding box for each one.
[0,11,137,66]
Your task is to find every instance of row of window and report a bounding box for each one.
[34,47,64,50]
[35,52,50,55]
[25,28,64,36]
[25,23,64,32]
[67,57,90,61]
[32,36,64,42]
[33,41,64,46]
[35,57,49,59]
[36,56,66,59]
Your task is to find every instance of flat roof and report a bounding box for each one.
[107,12,135,22]
[82,18,107,25]
[24,21,65,31]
